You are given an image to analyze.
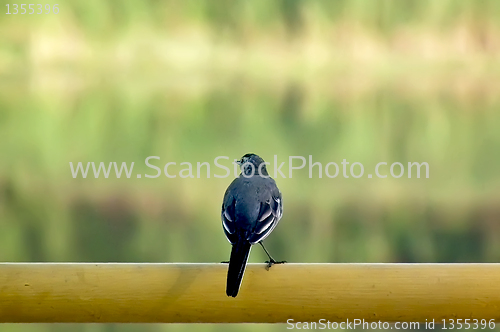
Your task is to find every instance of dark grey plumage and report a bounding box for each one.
[221,153,283,297]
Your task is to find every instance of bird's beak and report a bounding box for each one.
[234,159,242,166]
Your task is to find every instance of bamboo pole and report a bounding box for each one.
[0,263,499,323]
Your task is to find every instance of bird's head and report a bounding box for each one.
[236,153,268,177]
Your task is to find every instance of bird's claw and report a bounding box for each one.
[264,259,287,270]
[220,261,229,264]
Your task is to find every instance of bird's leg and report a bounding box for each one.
[259,242,286,270]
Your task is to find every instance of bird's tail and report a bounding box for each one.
[226,240,252,297]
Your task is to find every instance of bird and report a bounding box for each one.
[221,153,284,297]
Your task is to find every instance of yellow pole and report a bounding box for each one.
[0,263,499,323]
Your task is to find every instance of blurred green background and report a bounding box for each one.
[1,0,500,331]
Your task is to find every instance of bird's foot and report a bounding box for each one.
[265,259,287,270]
[220,261,229,264]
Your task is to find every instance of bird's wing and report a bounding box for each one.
[247,190,283,244]
[221,197,237,243]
